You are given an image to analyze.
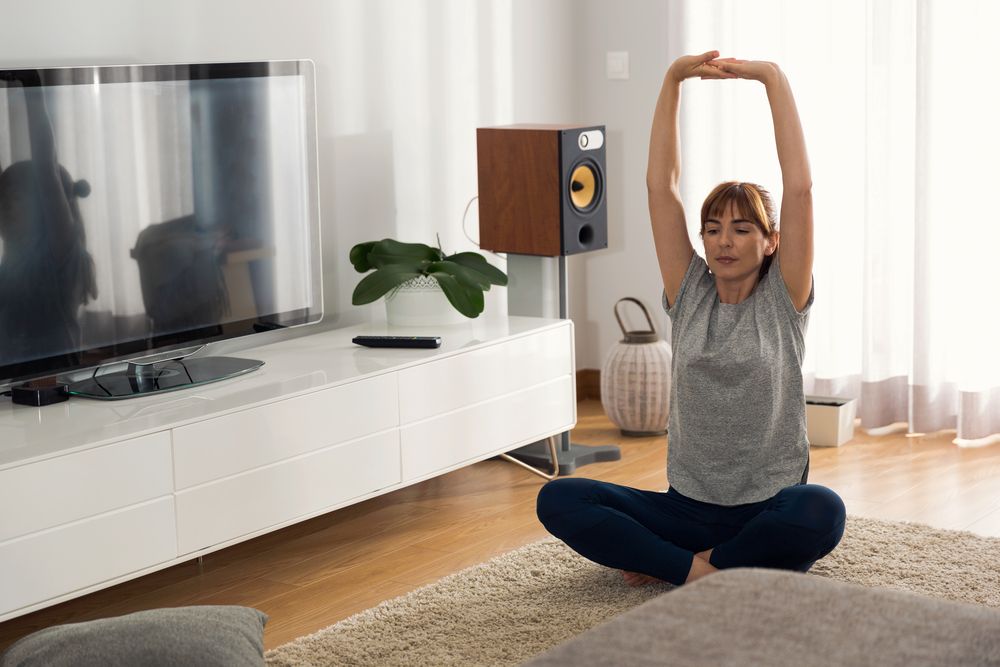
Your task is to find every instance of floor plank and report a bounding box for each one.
[1,399,997,652]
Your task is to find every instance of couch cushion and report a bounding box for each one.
[523,568,1000,666]
[0,605,268,667]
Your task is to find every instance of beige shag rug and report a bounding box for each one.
[265,516,1000,666]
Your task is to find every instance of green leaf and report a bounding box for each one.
[351,267,422,305]
[349,241,378,272]
[446,252,508,286]
[349,240,504,318]
[429,271,484,318]
[367,239,442,269]
[427,260,491,291]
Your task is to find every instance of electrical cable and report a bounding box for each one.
[461,195,506,261]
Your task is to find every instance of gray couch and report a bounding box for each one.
[524,568,1000,666]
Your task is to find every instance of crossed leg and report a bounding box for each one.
[537,478,846,587]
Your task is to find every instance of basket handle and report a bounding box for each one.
[613,297,657,337]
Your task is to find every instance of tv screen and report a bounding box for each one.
[0,60,322,388]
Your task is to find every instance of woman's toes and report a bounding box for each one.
[622,571,660,587]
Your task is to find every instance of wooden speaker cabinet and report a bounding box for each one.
[477,124,607,257]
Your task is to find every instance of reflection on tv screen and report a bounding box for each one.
[0,63,321,382]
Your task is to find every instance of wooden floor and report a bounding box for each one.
[3,399,1000,652]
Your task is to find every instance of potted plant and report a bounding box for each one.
[350,237,508,322]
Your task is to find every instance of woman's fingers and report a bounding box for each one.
[710,59,776,82]
[713,61,742,78]
[671,50,739,82]
[701,62,738,79]
[686,53,752,80]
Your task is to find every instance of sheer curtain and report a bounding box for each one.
[0,81,192,346]
[677,0,1000,445]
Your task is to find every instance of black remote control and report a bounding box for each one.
[352,335,441,349]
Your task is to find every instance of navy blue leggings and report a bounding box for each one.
[536,479,846,586]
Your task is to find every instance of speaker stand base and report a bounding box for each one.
[505,439,621,477]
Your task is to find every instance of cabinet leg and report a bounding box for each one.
[499,435,560,480]
[504,432,621,476]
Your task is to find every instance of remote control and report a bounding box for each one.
[352,335,442,349]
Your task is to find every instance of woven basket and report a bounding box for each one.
[600,297,671,436]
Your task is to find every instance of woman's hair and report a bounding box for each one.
[700,181,778,278]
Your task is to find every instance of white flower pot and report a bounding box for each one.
[385,276,469,326]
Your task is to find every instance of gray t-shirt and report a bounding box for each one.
[662,252,814,506]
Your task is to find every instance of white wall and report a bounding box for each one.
[0,0,576,336]
[568,1,685,370]
[0,0,676,371]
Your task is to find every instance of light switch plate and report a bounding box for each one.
[606,51,629,80]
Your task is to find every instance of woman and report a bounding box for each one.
[536,51,846,586]
[0,81,97,370]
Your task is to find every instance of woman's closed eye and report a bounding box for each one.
[705,228,751,235]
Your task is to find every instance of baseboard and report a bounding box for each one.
[576,369,600,402]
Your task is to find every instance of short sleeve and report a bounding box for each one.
[765,252,814,322]
[662,252,707,317]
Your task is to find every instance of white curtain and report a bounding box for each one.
[677,0,1000,445]
[65,82,195,319]
[0,82,194,322]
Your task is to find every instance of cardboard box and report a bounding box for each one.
[805,396,857,447]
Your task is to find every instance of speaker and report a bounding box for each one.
[477,124,607,256]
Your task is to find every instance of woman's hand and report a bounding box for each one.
[709,58,780,84]
[667,50,737,83]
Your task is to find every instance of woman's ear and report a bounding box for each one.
[765,231,780,256]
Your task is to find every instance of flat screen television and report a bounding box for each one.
[0,60,322,398]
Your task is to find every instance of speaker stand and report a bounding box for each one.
[508,431,621,477]
[505,254,621,476]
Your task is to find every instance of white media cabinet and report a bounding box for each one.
[0,316,575,622]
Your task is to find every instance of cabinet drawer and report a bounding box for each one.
[398,324,572,424]
[175,430,400,555]
[173,373,398,489]
[0,433,172,542]
[400,375,574,481]
[0,497,176,618]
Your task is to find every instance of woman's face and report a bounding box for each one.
[702,202,776,279]
[0,165,40,244]
[0,185,35,243]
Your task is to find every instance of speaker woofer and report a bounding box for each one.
[569,162,601,212]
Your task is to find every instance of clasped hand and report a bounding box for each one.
[668,50,778,84]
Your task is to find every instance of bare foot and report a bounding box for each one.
[685,555,718,584]
[621,570,663,587]
[694,548,714,563]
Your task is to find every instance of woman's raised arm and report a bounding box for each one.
[715,59,813,311]
[648,51,733,306]
[23,77,78,257]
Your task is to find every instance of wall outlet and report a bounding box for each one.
[606,51,629,80]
